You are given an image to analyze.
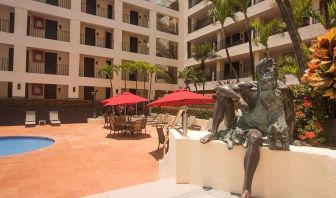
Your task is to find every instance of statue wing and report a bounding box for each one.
[278,81,295,143]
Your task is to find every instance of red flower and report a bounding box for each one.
[299,131,316,141]
[295,111,305,118]
[303,97,313,108]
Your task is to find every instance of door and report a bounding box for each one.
[45,19,58,40]
[84,86,94,100]
[84,57,94,77]
[108,4,113,19]
[129,37,138,53]
[9,12,14,33]
[86,0,96,15]
[44,84,57,99]
[85,27,96,46]
[8,48,13,71]
[129,89,136,95]
[105,32,112,49]
[7,82,12,98]
[105,88,111,99]
[27,16,30,35]
[130,10,139,25]
[46,0,58,6]
[45,52,57,74]
[26,50,29,72]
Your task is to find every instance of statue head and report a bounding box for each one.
[256,58,277,90]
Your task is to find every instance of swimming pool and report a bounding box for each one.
[0,136,54,157]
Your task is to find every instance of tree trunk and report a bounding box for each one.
[220,25,239,83]
[201,60,205,95]
[109,79,113,97]
[149,73,153,100]
[194,83,198,92]
[276,0,306,78]
[244,13,255,80]
[185,81,191,91]
[124,71,127,91]
[143,73,146,114]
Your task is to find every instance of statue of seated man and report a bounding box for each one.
[200,58,295,198]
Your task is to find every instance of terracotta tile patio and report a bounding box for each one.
[0,124,162,198]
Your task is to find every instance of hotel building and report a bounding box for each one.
[0,0,327,100]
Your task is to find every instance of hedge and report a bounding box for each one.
[0,98,101,107]
[151,107,213,119]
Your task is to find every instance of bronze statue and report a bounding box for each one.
[200,58,295,198]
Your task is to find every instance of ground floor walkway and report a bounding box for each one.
[0,124,161,197]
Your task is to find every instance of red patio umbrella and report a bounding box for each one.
[103,92,148,106]
[148,89,214,107]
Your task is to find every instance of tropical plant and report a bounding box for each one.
[178,67,201,91]
[192,43,217,95]
[146,64,162,101]
[250,19,286,57]
[301,28,336,99]
[274,0,308,77]
[276,56,299,80]
[308,0,336,29]
[290,84,328,146]
[231,0,255,80]
[120,62,132,91]
[99,63,119,97]
[205,0,239,82]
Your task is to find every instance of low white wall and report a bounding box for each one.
[159,129,336,198]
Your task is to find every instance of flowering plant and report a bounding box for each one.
[301,28,336,99]
[290,84,328,146]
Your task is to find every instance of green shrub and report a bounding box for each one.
[151,107,213,119]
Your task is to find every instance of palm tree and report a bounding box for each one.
[231,0,255,80]
[308,0,336,29]
[99,63,119,97]
[120,63,132,92]
[128,62,139,95]
[146,64,162,101]
[274,0,310,77]
[178,67,200,91]
[250,19,286,57]
[192,43,217,95]
[206,0,239,82]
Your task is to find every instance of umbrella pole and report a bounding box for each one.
[182,106,188,137]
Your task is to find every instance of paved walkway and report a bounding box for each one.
[0,124,162,198]
[86,178,240,198]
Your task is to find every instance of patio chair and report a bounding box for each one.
[130,120,143,135]
[49,111,61,126]
[104,114,110,128]
[109,116,115,135]
[204,118,213,131]
[25,111,36,127]
[156,126,168,153]
[141,117,147,134]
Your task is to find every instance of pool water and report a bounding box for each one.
[0,136,54,157]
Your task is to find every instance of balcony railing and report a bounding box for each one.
[121,72,148,82]
[81,2,114,19]
[189,0,202,8]
[80,34,114,49]
[28,25,70,42]
[123,14,149,28]
[189,17,214,33]
[0,18,11,33]
[0,58,8,71]
[79,67,107,79]
[156,0,179,11]
[122,42,149,55]
[33,0,71,9]
[27,62,69,75]
[157,22,178,35]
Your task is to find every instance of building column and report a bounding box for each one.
[216,59,221,81]
[13,45,26,73]
[70,19,81,44]
[14,8,27,36]
[68,85,79,99]
[217,30,222,50]
[114,0,123,22]
[114,29,122,52]
[71,0,82,13]
[12,82,26,98]
[149,10,156,57]
[68,52,80,98]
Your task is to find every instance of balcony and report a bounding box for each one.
[189,0,202,8]
[81,0,114,19]
[122,71,148,82]
[189,17,214,33]
[123,13,149,28]
[156,0,179,11]
[79,67,107,79]
[0,58,9,71]
[27,62,69,75]
[156,38,178,59]
[27,23,70,42]
[0,18,13,33]
[122,42,149,55]
[157,14,178,35]
[33,0,71,9]
[80,34,114,49]
[155,65,177,84]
